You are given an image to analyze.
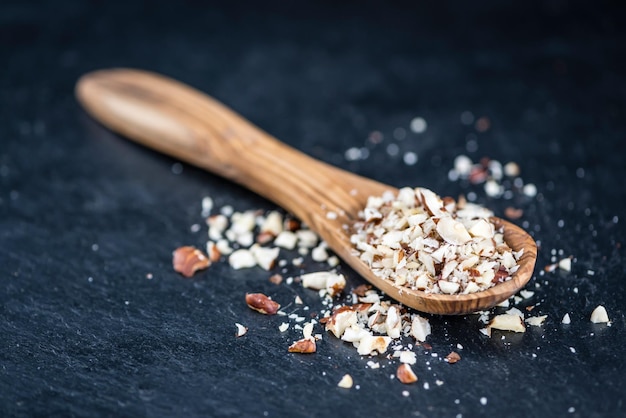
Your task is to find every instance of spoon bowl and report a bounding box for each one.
[75,68,537,315]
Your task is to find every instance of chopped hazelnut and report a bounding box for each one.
[488,314,526,333]
[235,323,248,337]
[172,246,211,277]
[445,351,461,364]
[228,249,257,269]
[245,293,280,315]
[410,315,431,342]
[590,305,609,323]
[396,364,418,384]
[288,338,316,354]
[337,374,353,389]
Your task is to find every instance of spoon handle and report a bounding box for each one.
[76,68,385,227]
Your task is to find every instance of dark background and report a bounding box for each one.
[2,1,625,417]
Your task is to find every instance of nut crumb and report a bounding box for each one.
[396,364,418,384]
[337,374,353,389]
[288,338,316,353]
[235,323,248,337]
[558,257,572,272]
[172,246,211,277]
[445,351,461,364]
[488,314,526,333]
[245,293,280,315]
[590,305,609,323]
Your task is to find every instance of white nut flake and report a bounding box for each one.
[234,322,248,337]
[337,374,354,389]
[301,271,346,298]
[590,305,610,324]
[228,249,257,270]
[561,313,571,324]
[410,315,431,342]
[488,314,526,333]
[350,187,521,295]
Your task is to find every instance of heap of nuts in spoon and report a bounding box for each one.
[349,187,523,295]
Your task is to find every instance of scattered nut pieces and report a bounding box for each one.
[410,315,432,342]
[274,231,298,249]
[337,374,354,389]
[397,350,417,365]
[396,364,418,384]
[228,249,257,270]
[561,313,571,325]
[235,323,248,337]
[301,271,346,298]
[288,338,316,354]
[172,246,211,277]
[260,210,283,236]
[356,334,391,356]
[302,322,315,340]
[488,314,526,333]
[177,180,557,391]
[245,293,280,315]
[445,351,461,364]
[325,307,358,338]
[590,305,609,324]
[558,257,572,272]
[250,244,280,270]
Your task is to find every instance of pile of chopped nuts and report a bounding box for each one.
[200,202,340,272]
[350,187,522,294]
[166,130,611,392]
[169,191,613,390]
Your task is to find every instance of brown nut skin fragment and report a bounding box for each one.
[396,364,418,384]
[445,351,461,364]
[173,246,211,277]
[288,338,316,353]
[245,293,280,315]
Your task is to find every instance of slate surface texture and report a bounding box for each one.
[1,1,625,417]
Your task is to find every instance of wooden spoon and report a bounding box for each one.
[75,68,537,315]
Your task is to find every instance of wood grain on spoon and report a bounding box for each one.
[75,68,537,315]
